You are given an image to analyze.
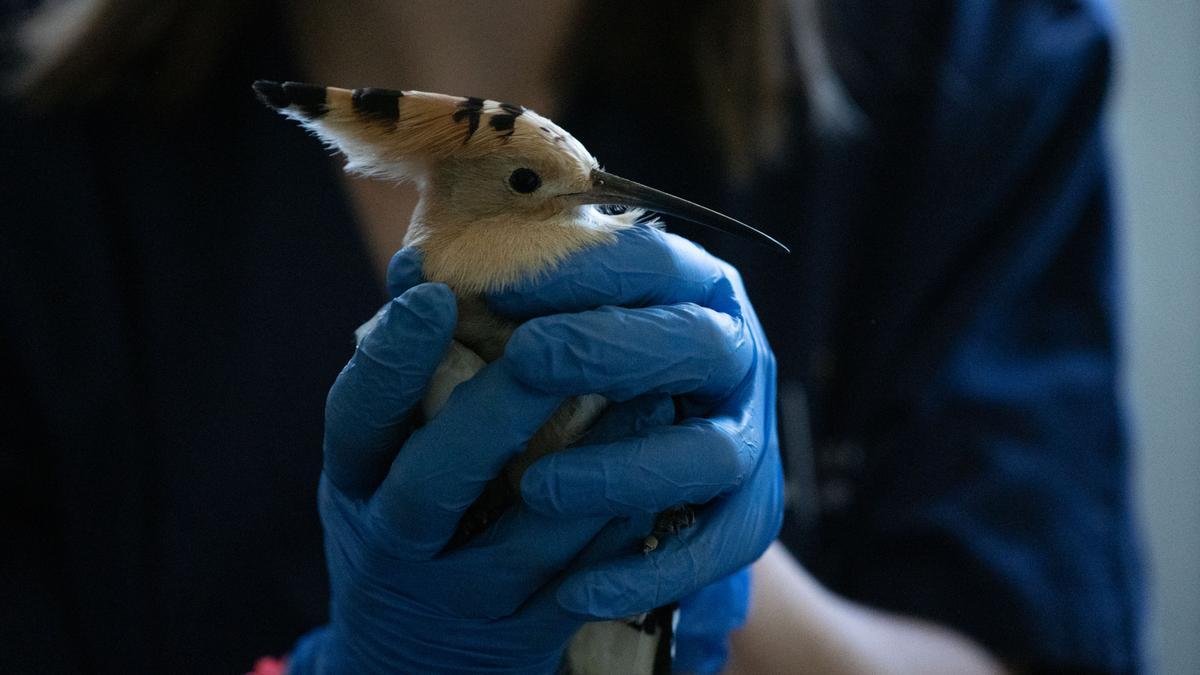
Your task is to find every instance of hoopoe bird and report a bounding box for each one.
[253,80,785,674]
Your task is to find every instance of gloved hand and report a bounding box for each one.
[287,281,606,674]
[485,225,784,670]
[287,224,778,674]
[382,224,783,669]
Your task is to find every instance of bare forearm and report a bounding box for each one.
[725,542,1009,675]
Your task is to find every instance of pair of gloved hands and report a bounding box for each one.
[287,226,783,674]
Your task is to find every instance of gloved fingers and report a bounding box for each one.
[368,359,564,557]
[505,303,753,403]
[323,283,457,499]
[572,394,676,447]
[519,512,656,618]
[521,418,753,518]
[488,225,742,319]
[386,247,425,298]
[433,506,612,616]
[555,446,784,619]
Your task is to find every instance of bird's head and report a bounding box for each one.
[253,80,786,292]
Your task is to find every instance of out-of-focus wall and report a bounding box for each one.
[1111,1,1200,673]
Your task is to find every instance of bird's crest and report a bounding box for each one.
[252,80,593,183]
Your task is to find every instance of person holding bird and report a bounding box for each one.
[2,1,1141,674]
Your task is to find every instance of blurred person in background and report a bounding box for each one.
[1,0,1141,673]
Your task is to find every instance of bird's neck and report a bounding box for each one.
[406,207,630,296]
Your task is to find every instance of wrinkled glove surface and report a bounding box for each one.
[486,226,782,670]
[289,225,782,674]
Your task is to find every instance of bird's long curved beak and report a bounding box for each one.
[571,169,790,253]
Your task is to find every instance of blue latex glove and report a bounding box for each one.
[484,225,784,668]
[288,283,605,674]
[385,225,783,668]
[288,225,778,673]
[675,568,752,673]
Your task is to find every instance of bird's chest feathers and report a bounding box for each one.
[409,210,625,296]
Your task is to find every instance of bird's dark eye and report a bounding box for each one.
[508,168,541,194]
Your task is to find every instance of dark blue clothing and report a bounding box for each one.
[2,1,1141,672]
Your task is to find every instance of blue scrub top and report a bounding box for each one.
[1,0,1141,672]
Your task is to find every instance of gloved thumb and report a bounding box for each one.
[387,247,425,298]
[324,282,457,499]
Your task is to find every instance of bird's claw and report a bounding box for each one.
[642,504,695,554]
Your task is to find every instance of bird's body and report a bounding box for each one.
[428,291,612,543]
[254,79,783,673]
